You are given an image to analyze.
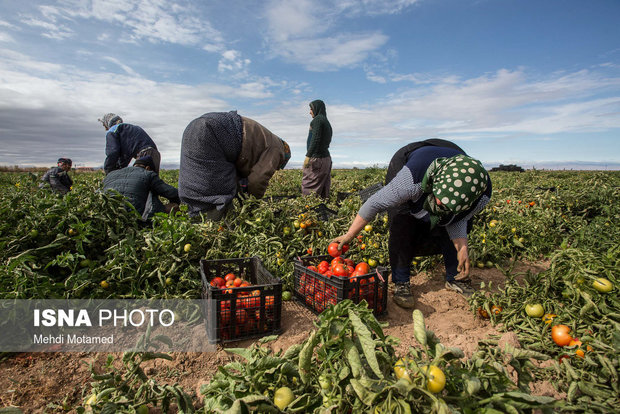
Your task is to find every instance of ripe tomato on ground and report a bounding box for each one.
[551,324,573,347]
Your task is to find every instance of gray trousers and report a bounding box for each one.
[302,156,332,199]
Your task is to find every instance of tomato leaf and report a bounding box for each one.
[348,309,383,378]
[412,310,427,346]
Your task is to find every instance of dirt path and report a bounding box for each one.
[0,261,550,412]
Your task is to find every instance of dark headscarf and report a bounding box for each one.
[310,100,327,117]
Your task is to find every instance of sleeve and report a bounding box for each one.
[306,121,322,157]
[149,174,180,204]
[39,169,52,187]
[358,166,423,221]
[247,146,283,198]
[104,130,121,174]
[445,195,491,240]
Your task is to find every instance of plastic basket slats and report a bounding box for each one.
[200,257,282,343]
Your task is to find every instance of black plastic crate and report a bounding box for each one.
[358,182,384,202]
[293,255,388,315]
[200,257,282,343]
[313,203,338,221]
[337,191,353,203]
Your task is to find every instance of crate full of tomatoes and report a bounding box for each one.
[293,243,388,315]
[200,256,282,343]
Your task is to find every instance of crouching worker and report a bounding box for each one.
[40,158,73,195]
[331,139,492,309]
[178,111,291,221]
[103,156,180,220]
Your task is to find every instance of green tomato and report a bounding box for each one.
[525,303,544,318]
[318,374,332,390]
[274,387,295,410]
[592,278,613,293]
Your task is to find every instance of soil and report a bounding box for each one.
[0,260,556,413]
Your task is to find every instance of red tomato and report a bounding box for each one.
[355,262,370,275]
[327,242,341,257]
[332,264,348,277]
[265,296,275,310]
[225,280,235,288]
[211,277,225,288]
[224,273,236,282]
[240,282,250,287]
[347,265,355,276]
[307,248,313,255]
[307,265,318,273]
[318,262,329,274]
[344,258,355,268]
[331,257,344,268]
[235,309,248,325]
[323,270,332,278]
[233,278,243,287]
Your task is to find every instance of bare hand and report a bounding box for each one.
[452,237,470,280]
[455,246,470,280]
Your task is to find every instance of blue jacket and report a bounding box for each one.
[104,123,157,174]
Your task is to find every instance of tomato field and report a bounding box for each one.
[0,168,618,413]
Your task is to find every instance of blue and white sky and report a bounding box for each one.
[0,0,619,169]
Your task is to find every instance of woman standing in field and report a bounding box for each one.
[332,139,492,309]
[302,100,332,199]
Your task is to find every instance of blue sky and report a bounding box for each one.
[0,0,619,169]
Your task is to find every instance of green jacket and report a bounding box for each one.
[306,100,332,158]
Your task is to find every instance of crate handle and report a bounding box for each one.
[375,268,385,283]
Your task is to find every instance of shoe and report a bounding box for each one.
[392,283,416,309]
[445,280,475,297]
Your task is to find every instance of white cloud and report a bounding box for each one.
[0,31,14,42]
[20,17,74,39]
[21,0,225,49]
[334,0,421,16]
[218,50,251,74]
[265,0,318,42]
[264,0,390,70]
[274,32,389,70]
[102,56,141,77]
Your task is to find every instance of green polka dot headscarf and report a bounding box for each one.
[421,155,488,228]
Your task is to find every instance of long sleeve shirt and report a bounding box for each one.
[359,146,492,240]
